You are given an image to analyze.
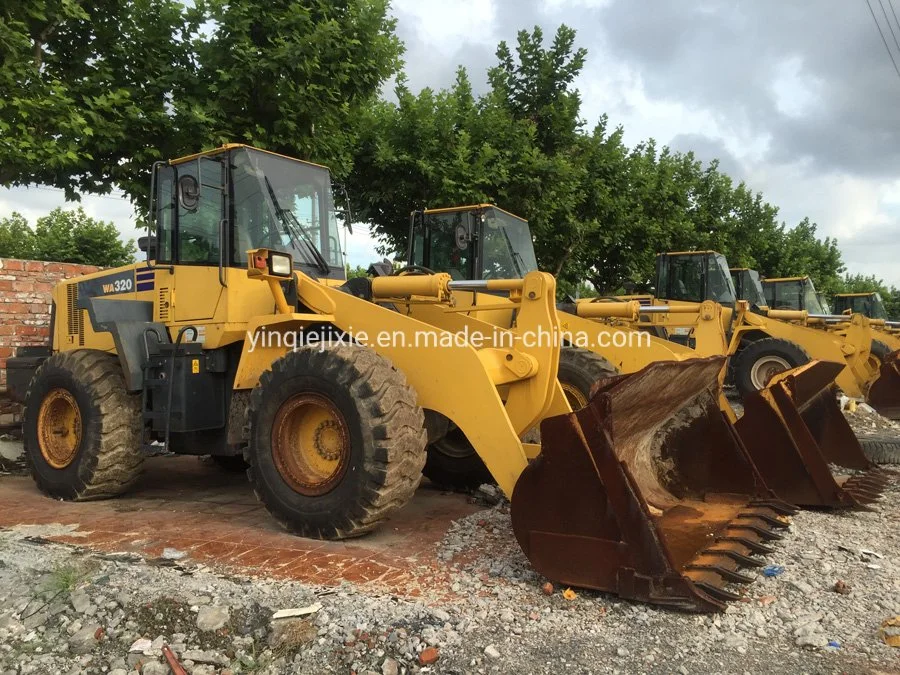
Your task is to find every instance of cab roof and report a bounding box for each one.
[168,143,328,170]
[834,292,877,298]
[423,204,526,222]
[762,276,809,283]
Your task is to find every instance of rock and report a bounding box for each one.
[432,608,451,622]
[130,638,153,653]
[270,618,316,651]
[418,647,440,665]
[483,644,501,660]
[196,605,229,631]
[69,591,92,615]
[180,650,229,667]
[109,670,128,675]
[796,634,829,649]
[191,666,216,675]
[23,611,49,630]
[541,582,554,596]
[68,624,101,655]
[381,657,399,675]
[789,580,815,595]
[141,662,172,675]
[833,580,851,595]
[617,647,629,657]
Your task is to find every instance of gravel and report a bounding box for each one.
[0,477,898,674]
[0,398,897,673]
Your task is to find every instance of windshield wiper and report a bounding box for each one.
[499,226,528,278]
[263,177,331,276]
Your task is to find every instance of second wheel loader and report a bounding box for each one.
[402,205,892,510]
[3,146,796,612]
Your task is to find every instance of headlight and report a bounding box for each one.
[269,252,293,277]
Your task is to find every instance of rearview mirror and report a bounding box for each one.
[178,175,200,212]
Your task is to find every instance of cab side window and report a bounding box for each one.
[177,159,224,264]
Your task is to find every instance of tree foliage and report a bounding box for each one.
[0,208,134,267]
[348,25,849,298]
[0,0,402,208]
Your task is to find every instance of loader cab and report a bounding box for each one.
[761,276,825,314]
[151,144,346,280]
[833,292,888,320]
[729,268,769,310]
[654,251,737,306]
[407,204,538,280]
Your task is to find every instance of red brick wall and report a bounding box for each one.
[0,259,100,425]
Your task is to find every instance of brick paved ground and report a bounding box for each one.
[0,456,484,599]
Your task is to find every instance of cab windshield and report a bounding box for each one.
[709,254,738,304]
[802,279,825,314]
[230,147,343,275]
[745,270,768,307]
[480,207,538,278]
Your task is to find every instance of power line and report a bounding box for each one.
[888,0,900,37]
[877,0,900,56]
[865,0,900,81]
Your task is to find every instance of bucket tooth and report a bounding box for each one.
[687,564,755,584]
[511,356,792,613]
[752,500,798,517]
[720,536,775,555]
[867,350,900,420]
[735,512,790,529]
[735,360,894,508]
[692,582,743,603]
[727,524,784,541]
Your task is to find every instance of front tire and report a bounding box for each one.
[24,351,143,500]
[732,338,809,398]
[247,345,427,539]
[558,346,618,410]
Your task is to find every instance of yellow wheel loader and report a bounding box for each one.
[2,146,798,612]
[402,206,892,509]
[754,276,900,420]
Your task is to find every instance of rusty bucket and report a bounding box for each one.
[511,357,795,613]
[735,360,893,508]
[867,350,900,420]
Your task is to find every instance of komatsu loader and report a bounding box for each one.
[3,146,796,612]
[403,205,892,509]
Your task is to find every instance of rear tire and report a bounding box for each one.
[858,435,900,464]
[732,338,809,398]
[423,427,493,491]
[24,350,143,500]
[558,346,619,410]
[871,340,892,368]
[247,345,427,539]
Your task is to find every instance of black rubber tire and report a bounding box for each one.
[859,435,900,464]
[24,350,143,500]
[423,427,493,491]
[871,340,892,365]
[558,346,619,410]
[210,455,249,472]
[422,347,618,492]
[732,338,809,398]
[247,344,427,539]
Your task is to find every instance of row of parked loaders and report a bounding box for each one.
[4,145,896,613]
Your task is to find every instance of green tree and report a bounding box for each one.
[0,1,198,200]
[0,212,36,259]
[0,208,133,266]
[1,0,402,208]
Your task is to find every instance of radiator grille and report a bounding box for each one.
[158,287,171,321]
[66,284,84,345]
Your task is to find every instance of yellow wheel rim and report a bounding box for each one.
[561,382,589,411]
[37,388,82,469]
[272,393,350,496]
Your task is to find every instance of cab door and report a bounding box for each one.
[170,157,227,322]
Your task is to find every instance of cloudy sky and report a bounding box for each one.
[3,0,900,285]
